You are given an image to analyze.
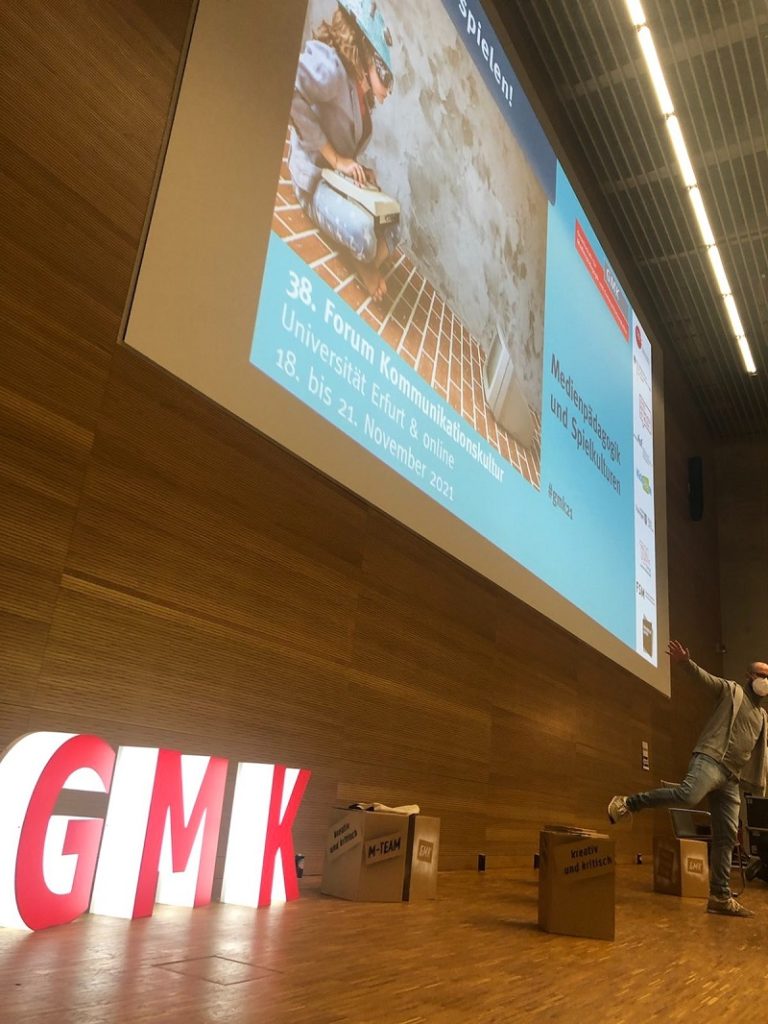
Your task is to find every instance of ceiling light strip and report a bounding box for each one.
[625,0,757,374]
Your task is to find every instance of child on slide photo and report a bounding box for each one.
[288,0,399,302]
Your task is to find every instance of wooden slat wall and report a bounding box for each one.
[715,440,768,676]
[0,0,723,876]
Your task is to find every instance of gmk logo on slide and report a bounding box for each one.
[0,732,311,932]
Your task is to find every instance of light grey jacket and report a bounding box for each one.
[289,40,370,194]
[686,660,768,792]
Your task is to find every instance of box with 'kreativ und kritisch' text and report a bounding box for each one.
[538,825,615,940]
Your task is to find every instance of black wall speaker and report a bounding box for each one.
[688,456,704,521]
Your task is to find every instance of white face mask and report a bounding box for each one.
[752,676,768,698]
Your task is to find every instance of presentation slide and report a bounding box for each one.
[122,0,669,691]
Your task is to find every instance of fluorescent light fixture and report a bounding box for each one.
[687,187,715,246]
[638,26,674,115]
[706,245,731,296]
[737,336,757,374]
[665,116,697,187]
[626,0,647,27]
[724,294,745,338]
[628,9,757,375]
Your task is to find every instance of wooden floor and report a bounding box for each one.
[3,866,768,1023]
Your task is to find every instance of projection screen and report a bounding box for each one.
[122,0,670,694]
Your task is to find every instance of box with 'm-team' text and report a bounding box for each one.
[321,807,439,902]
[538,826,615,940]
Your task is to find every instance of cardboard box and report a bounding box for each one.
[403,813,440,901]
[653,835,709,898]
[321,807,439,902]
[538,827,615,940]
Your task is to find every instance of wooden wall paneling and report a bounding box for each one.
[341,666,490,784]
[571,645,680,860]
[491,596,588,859]
[0,1,192,319]
[99,350,370,570]
[0,284,101,732]
[0,0,730,881]
[31,579,353,875]
[0,703,35,753]
[351,511,498,705]
[357,510,500,635]
[0,0,190,388]
[0,0,191,740]
[715,441,768,676]
[338,678,489,868]
[659,357,724,804]
[341,512,497,867]
[0,468,77,720]
[32,587,350,754]
[65,351,368,664]
[663,362,722,648]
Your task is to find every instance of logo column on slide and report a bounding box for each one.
[632,318,657,663]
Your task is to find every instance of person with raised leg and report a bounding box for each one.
[608,639,768,917]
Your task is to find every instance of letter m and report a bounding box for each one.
[90,747,228,919]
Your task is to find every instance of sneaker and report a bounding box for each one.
[706,895,754,917]
[607,795,631,824]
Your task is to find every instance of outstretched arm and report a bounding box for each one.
[666,639,690,664]
[668,640,729,695]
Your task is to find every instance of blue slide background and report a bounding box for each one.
[539,166,635,643]
[251,185,637,648]
[249,0,644,654]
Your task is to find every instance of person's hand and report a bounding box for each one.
[335,156,367,186]
[666,639,690,664]
[363,165,379,188]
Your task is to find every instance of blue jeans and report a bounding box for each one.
[627,752,741,899]
[295,180,400,264]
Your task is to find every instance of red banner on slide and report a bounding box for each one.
[574,221,629,340]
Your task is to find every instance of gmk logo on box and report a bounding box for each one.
[0,732,311,932]
[417,840,435,864]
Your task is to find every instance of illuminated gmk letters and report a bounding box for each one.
[0,732,311,931]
